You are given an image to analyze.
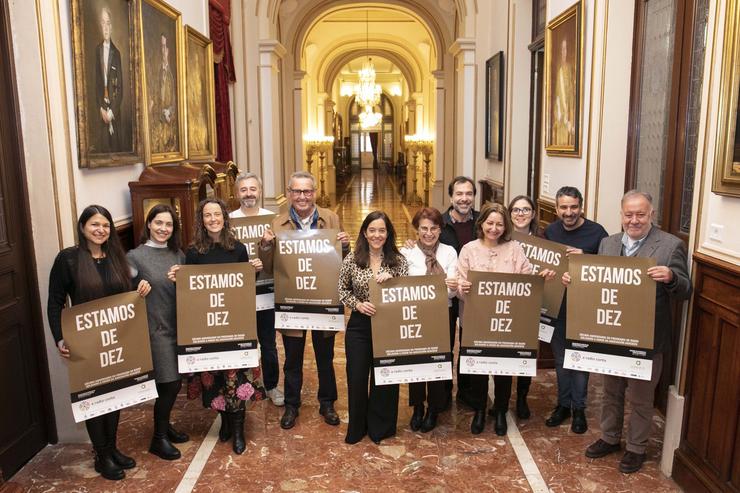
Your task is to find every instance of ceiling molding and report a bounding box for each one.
[321,47,421,93]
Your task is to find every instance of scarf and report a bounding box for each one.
[419,242,444,275]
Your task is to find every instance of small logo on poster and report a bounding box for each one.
[571,352,581,362]
[466,357,475,367]
[79,401,91,412]
[380,368,390,377]
[280,313,289,322]
[186,356,196,365]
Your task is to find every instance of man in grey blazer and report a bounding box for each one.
[584,190,692,473]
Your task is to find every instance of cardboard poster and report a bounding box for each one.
[62,291,157,423]
[460,271,544,376]
[273,229,344,331]
[369,274,452,386]
[176,262,258,372]
[231,214,276,310]
[565,254,656,380]
[512,231,569,319]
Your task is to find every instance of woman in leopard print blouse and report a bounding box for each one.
[339,210,408,445]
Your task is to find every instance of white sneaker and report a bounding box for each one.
[266,387,285,406]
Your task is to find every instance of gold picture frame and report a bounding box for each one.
[71,0,144,168]
[138,0,186,165]
[184,25,217,161]
[544,1,584,157]
[713,0,740,197]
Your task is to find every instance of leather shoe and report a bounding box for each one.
[280,406,299,429]
[167,424,189,444]
[94,450,125,481]
[149,436,181,461]
[619,451,646,474]
[545,405,571,427]
[110,448,136,469]
[319,404,340,426]
[420,409,438,433]
[470,410,486,435]
[493,410,507,436]
[218,411,232,441]
[585,439,620,459]
[516,394,531,420]
[571,408,587,434]
[410,405,424,431]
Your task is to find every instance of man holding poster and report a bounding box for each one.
[259,171,350,430]
[582,191,691,474]
[229,172,283,407]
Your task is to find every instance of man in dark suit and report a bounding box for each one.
[95,7,123,153]
[584,190,691,473]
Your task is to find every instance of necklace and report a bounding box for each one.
[92,253,106,264]
[369,251,384,258]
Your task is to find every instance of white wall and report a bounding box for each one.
[9,0,209,443]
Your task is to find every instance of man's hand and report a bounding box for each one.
[565,246,583,256]
[337,231,350,247]
[260,228,275,249]
[647,266,673,284]
[561,272,571,286]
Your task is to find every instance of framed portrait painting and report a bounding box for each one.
[713,0,740,197]
[71,0,144,168]
[139,0,186,164]
[184,26,217,161]
[544,1,584,157]
[485,51,504,161]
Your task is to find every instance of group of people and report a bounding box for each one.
[48,170,690,481]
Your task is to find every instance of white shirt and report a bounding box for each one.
[401,243,458,306]
[103,40,110,87]
[229,207,273,218]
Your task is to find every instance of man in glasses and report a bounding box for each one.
[259,171,350,430]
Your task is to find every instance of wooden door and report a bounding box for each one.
[0,2,53,479]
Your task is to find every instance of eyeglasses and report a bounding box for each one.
[511,207,533,215]
[289,189,315,197]
[418,226,440,234]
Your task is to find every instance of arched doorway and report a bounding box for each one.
[348,94,394,172]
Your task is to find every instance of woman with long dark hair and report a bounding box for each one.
[127,204,188,460]
[48,205,151,481]
[167,198,264,455]
[339,211,408,444]
[400,207,458,433]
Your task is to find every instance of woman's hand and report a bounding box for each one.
[137,279,151,297]
[337,232,350,248]
[403,238,416,250]
[561,272,572,286]
[375,272,392,284]
[459,279,472,295]
[355,301,377,316]
[539,268,557,281]
[250,258,264,272]
[57,339,70,358]
[167,264,180,282]
[445,277,458,291]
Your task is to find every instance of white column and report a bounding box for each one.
[258,39,287,210]
[293,70,307,176]
[316,92,328,135]
[432,70,446,209]
[450,38,476,179]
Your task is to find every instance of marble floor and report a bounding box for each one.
[6,170,681,492]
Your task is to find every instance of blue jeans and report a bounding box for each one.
[551,324,589,409]
[257,309,279,391]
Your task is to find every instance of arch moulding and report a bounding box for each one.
[320,48,421,94]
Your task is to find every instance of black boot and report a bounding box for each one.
[167,424,189,444]
[105,413,135,470]
[150,414,181,460]
[494,410,508,436]
[420,409,438,433]
[571,408,587,434]
[94,447,125,481]
[410,405,424,431]
[218,411,232,442]
[545,405,571,427]
[471,410,486,435]
[231,409,246,455]
[516,392,531,420]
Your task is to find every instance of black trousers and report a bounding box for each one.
[345,312,399,444]
[517,376,532,394]
[282,330,337,408]
[257,309,279,391]
[469,375,513,412]
[85,410,121,451]
[153,380,181,435]
[409,380,447,412]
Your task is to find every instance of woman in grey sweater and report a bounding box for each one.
[127,204,188,460]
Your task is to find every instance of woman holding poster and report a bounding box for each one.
[48,205,151,481]
[127,204,188,461]
[167,199,264,455]
[339,211,408,444]
[400,208,458,433]
[457,203,533,436]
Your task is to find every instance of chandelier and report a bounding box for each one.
[358,105,382,128]
[355,10,383,129]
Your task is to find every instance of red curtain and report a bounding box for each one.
[209,0,235,162]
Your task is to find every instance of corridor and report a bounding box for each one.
[7,171,680,492]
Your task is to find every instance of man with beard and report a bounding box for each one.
[259,172,350,430]
[440,176,479,408]
[544,186,608,434]
[229,173,283,408]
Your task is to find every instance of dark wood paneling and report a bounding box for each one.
[673,253,740,493]
[536,198,556,231]
[116,221,134,252]
[479,179,504,206]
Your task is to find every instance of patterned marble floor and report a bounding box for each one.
[6,170,681,492]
